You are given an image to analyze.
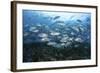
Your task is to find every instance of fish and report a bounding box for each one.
[75,38,83,42]
[55,21,64,24]
[79,27,84,32]
[69,38,73,41]
[29,26,36,31]
[72,26,79,32]
[74,45,79,47]
[77,19,82,23]
[47,42,57,46]
[52,21,64,25]
[24,32,29,36]
[53,16,60,20]
[54,44,62,48]
[70,15,74,19]
[70,32,75,35]
[61,43,65,46]
[37,23,42,27]
[60,37,68,43]
[33,30,39,32]
[50,32,60,36]
[57,23,65,26]
[62,34,68,37]
[38,33,48,37]
[41,37,50,42]
[24,24,29,27]
[57,36,62,39]
[65,42,71,47]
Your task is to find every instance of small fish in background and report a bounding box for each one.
[57,23,66,26]
[61,43,65,46]
[74,45,79,48]
[50,31,60,36]
[55,28,59,31]
[69,38,73,41]
[37,23,42,27]
[60,37,68,43]
[71,26,79,32]
[45,25,49,29]
[77,27,84,33]
[52,20,65,25]
[57,36,62,39]
[65,42,71,47]
[53,16,60,20]
[70,32,75,35]
[70,15,74,20]
[77,19,82,23]
[62,34,68,37]
[41,37,50,42]
[75,38,83,43]
[38,33,48,38]
[33,29,39,33]
[24,24,29,27]
[47,42,57,46]
[24,32,29,36]
[29,26,37,31]
[53,44,62,48]
[55,21,64,24]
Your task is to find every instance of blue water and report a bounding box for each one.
[23,10,91,62]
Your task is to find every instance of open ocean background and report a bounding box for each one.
[23,10,91,62]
